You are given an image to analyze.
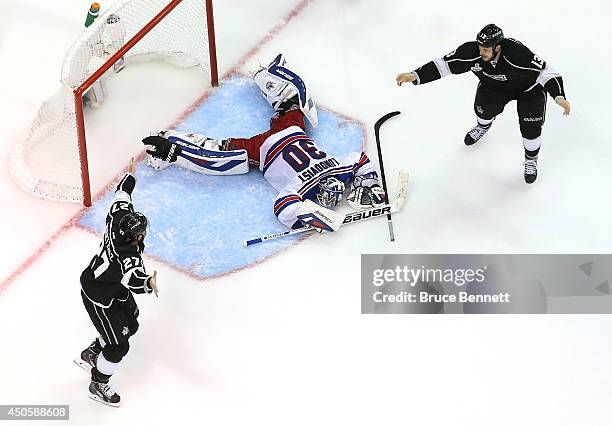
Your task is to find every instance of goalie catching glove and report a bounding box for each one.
[347,171,386,211]
[143,135,182,163]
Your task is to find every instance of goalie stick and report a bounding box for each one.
[243,171,409,246]
[374,111,401,242]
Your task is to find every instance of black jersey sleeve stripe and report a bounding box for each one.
[536,65,565,98]
[121,267,152,294]
[433,58,451,78]
[544,76,565,99]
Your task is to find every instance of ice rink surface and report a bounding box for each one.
[2,0,612,425]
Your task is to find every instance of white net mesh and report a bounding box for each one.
[9,87,83,202]
[10,0,214,203]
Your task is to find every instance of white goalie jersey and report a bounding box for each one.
[144,54,381,230]
[145,113,377,229]
[255,123,375,229]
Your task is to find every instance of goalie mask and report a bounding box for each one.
[316,177,345,208]
[253,54,318,127]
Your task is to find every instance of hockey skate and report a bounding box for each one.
[524,157,538,184]
[464,123,492,146]
[74,340,100,372]
[89,380,121,407]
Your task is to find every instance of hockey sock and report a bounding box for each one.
[91,367,112,384]
[524,148,540,160]
[477,117,494,129]
[523,136,542,159]
[96,352,120,380]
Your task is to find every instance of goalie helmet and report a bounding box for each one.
[253,54,318,127]
[118,212,148,242]
[316,177,345,208]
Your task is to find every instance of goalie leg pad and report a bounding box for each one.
[144,130,249,175]
[177,148,249,176]
[158,130,224,150]
[147,155,172,171]
[253,54,318,127]
[143,132,249,176]
[161,130,230,153]
[253,66,298,111]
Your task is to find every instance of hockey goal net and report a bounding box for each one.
[10,0,218,206]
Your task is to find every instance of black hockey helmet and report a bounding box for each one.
[476,24,504,47]
[118,212,148,242]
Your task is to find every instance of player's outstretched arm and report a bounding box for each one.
[107,157,137,216]
[397,43,478,87]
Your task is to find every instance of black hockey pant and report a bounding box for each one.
[474,84,547,140]
[81,290,139,363]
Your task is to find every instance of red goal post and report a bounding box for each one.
[10,0,218,206]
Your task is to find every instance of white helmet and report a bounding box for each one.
[316,177,345,208]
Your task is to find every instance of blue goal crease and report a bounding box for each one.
[79,76,365,279]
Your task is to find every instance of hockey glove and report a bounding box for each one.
[348,171,386,211]
[347,185,386,211]
[352,171,380,189]
[142,135,181,163]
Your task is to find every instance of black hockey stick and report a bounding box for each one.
[374,111,401,242]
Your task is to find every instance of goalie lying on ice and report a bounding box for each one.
[142,55,385,232]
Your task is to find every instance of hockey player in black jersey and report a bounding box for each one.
[396,24,571,183]
[75,157,158,407]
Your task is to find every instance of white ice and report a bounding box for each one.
[2,0,612,425]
